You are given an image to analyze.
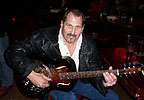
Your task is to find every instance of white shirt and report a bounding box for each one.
[58,28,82,71]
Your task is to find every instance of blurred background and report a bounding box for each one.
[0,0,143,44]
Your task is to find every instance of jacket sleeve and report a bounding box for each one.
[5,31,44,77]
[83,36,108,96]
[87,49,108,96]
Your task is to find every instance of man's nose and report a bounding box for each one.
[71,27,76,34]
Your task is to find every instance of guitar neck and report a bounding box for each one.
[59,69,123,80]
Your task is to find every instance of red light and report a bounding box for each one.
[115,48,126,59]
[12,18,16,21]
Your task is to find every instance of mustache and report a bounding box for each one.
[67,33,76,37]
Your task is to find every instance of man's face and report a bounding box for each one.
[61,12,84,44]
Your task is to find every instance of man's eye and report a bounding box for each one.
[67,24,72,27]
[76,26,81,29]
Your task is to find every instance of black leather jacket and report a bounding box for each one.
[5,26,107,95]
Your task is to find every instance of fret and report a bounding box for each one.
[55,69,123,80]
[59,70,118,80]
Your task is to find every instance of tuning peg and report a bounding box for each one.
[127,67,133,76]
[124,73,128,76]
[123,65,127,70]
[128,67,132,75]
[132,65,137,75]
[128,62,131,67]
[133,71,136,75]
[123,63,127,68]
[128,71,132,75]
[123,67,128,76]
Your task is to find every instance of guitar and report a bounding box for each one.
[16,56,143,98]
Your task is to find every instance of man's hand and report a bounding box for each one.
[103,66,117,87]
[27,70,52,88]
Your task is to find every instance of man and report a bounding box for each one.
[5,9,118,100]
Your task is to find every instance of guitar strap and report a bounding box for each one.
[44,33,61,56]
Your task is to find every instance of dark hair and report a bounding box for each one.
[62,9,85,26]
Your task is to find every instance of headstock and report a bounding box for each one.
[124,66,141,75]
[119,65,143,76]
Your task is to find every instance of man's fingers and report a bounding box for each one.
[41,73,52,81]
[109,66,113,70]
[103,72,117,87]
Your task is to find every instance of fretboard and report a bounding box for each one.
[59,69,124,80]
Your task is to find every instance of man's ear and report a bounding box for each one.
[81,24,85,32]
[61,20,64,27]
